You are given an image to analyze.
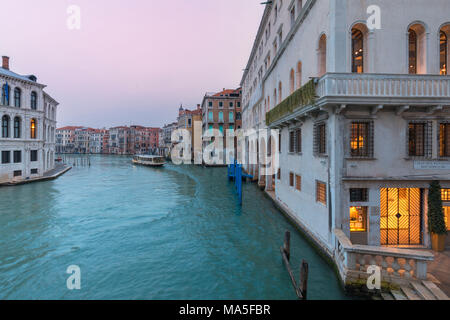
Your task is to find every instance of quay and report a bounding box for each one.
[0,163,71,187]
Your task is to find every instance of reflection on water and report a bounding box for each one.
[0,155,348,300]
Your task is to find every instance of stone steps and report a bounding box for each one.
[383,280,449,300]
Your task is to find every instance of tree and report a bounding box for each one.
[428,181,448,235]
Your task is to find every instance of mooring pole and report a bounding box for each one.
[299,260,309,300]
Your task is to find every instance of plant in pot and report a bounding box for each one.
[428,181,448,252]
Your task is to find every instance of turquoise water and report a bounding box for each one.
[0,155,347,300]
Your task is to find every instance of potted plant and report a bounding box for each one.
[428,181,448,252]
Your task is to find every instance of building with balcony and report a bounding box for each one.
[0,56,59,183]
[241,0,450,286]
[201,88,242,164]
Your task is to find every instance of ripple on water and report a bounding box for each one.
[0,155,348,300]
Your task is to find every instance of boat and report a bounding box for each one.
[132,155,166,167]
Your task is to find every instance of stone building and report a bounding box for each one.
[241,0,450,284]
[0,56,58,183]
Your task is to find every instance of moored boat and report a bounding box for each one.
[132,155,166,167]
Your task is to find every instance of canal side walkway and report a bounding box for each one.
[0,164,72,187]
[427,250,450,296]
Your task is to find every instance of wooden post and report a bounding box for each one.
[299,260,309,300]
[284,231,290,261]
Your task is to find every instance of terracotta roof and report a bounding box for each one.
[56,126,84,131]
[212,88,241,97]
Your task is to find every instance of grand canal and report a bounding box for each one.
[0,155,347,300]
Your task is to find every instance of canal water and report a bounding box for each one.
[0,155,348,300]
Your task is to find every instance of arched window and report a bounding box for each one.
[408,24,426,74]
[14,117,21,138]
[2,84,10,106]
[14,88,21,107]
[273,89,277,108]
[31,91,37,110]
[441,31,448,75]
[318,34,327,77]
[408,29,418,74]
[278,82,282,104]
[30,118,37,139]
[296,62,302,89]
[352,29,364,73]
[289,69,295,94]
[2,115,9,138]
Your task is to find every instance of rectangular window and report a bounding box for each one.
[350,122,373,157]
[31,169,38,174]
[229,102,233,107]
[314,123,326,155]
[350,206,368,232]
[439,123,450,157]
[13,170,22,177]
[445,207,450,231]
[30,150,38,162]
[289,131,295,153]
[408,122,432,157]
[316,181,327,205]
[208,101,213,107]
[219,102,223,108]
[208,111,213,121]
[279,131,282,153]
[289,172,294,187]
[295,129,302,153]
[1,151,10,164]
[350,188,368,202]
[218,112,224,122]
[442,189,450,201]
[277,168,281,180]
[295,175,301,191]
[13,150,21,163]
[219,125,223,134]
[229,112,234,122]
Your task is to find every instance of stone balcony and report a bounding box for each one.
[267,73,450,127]
[316,73,450,107]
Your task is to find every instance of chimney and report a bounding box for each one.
[2,56,9,70]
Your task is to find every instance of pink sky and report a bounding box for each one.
[0,0,264,128]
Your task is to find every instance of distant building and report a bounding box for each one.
[162,122,178,157]
[56,126,82,154]
[0,56,59,183]
[177,104,202,161]
[201,88,242,163]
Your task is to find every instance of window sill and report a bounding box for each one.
[346,157,377,161]
[314,154,328,158]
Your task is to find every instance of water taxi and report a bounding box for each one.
[132,155,166,167]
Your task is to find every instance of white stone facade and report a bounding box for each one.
[241,0,450,256]
[0,58,58,183]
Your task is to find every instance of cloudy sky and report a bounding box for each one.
[0,0,264,128]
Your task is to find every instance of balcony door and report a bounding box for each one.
[380,188,423,246]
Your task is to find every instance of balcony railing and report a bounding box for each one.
[317,73,450,101]
[266,79,316,126]
[334,229,434,285]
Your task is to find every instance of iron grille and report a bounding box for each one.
[380,188,423,246]
[408,121,432,158]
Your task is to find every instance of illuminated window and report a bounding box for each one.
[350,206,367,232]
[316,181,327,205]
[440,123,450,157]
[408,29,417,74]
[352,29,364,73]
[30,119,37,139]
[440,31,447,75]
[350,122,373,157]
[442,189,450,201]
[444,207,450,231]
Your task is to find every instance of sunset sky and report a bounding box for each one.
[0,0,264,128]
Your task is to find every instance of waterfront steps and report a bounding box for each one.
[382,280,449,300]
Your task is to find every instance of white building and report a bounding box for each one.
[0,56,59,183]
[241,0,450,285]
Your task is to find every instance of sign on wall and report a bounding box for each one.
[414,161,450,170]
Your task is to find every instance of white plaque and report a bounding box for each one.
[414,161,450,170]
